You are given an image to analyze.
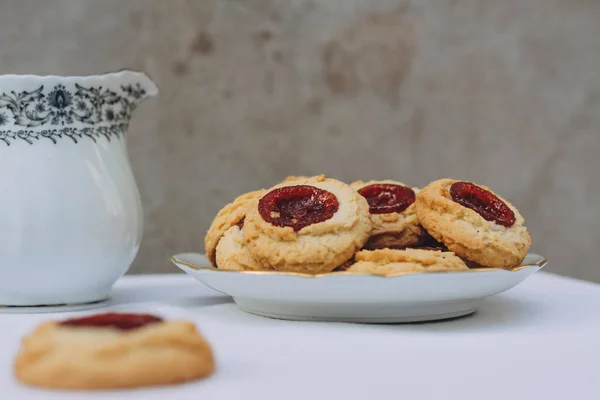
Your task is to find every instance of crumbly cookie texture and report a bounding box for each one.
[415,178,531,268]
[347,248,469,275]
[215,225,272,271]
[351,179,428,249]
[204,189,265,267]
[281,175,312,183]
[244,175,371,274]
[14,320,215,390]
[333,257,355,271]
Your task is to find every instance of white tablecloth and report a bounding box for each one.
[1,272,599,399]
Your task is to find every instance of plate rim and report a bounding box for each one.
[171,252,547,279]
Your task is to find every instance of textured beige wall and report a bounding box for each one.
[1,0,599,281]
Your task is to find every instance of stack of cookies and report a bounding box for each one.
[205,175,531,275]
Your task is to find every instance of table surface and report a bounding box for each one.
[1,271,599,400]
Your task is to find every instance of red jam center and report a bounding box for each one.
[450,181,516,227]
[258,185,339,231]
[358,183,415,214]
[59,312,163,331]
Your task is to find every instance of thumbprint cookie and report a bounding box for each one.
[14,313,215,390]
[415,179,531,268]
[205,189,265,267]
[347,248,469,275]
[351,180,429,250]
[215,223,272,271]
[243,175,371,274]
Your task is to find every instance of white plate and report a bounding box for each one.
[171,253,547,323]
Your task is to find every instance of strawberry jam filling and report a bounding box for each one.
[258,185,339,231]
[449,181,516,227]
[358,183,415,214]
[60,312,163,331]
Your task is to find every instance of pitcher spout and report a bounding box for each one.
[115,70,159,109]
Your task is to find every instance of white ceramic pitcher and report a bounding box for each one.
[0,70,157,307]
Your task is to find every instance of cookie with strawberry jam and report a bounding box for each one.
[243,175,371,274]
[14,312,214,389]
[351,180,429,250]
[415,179,531,268]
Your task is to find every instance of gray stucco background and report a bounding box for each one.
[1,0,599,281]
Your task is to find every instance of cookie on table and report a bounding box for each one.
[204,189,265,267]
[351,180,429,250]
[243,175,372,274]
[347,248,469,275]
[415,179,531,268]
[215,224,272,271]
[14,313,215,390]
